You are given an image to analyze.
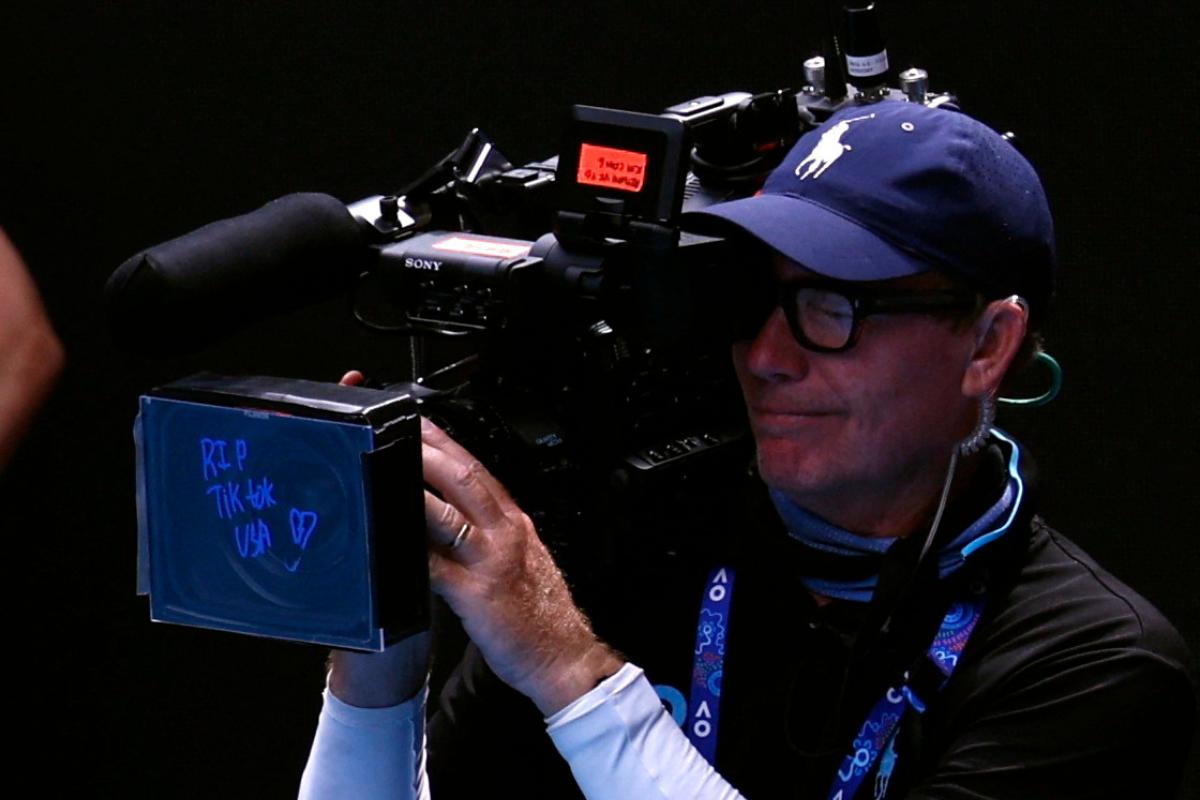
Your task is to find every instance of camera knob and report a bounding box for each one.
[899,68,929,103]
[379,195,400,223]
[803,56,826,95]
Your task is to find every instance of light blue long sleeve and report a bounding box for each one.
[298,685,431,799]
[298,664,745,799]
[547,664,745,800]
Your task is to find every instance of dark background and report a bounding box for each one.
[3,1,1196,796]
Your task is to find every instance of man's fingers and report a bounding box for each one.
[339,370,365,387]
[421,416,518,507]
[427,549,475,596]
[422,438,508,529]
[419,416,476,461]
[424,489,460,540]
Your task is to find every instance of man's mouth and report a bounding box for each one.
[749,406,840,433]
[751,406,836,417]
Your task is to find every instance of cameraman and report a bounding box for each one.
[299,102,1195,798]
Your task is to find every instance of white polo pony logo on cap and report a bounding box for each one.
[794,113,875,180]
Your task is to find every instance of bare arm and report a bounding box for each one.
[0,229,64,470]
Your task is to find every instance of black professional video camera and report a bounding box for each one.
[109,2,956,649]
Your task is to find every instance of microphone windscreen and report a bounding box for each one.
[105,193,367,355]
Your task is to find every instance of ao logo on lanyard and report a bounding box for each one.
[653,566,734,762]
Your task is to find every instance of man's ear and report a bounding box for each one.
[962,296,1028,399]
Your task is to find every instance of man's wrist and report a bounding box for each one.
[530,642,626,717]
[327,630,431,709]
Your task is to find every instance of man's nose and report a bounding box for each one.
[745,307,810,381]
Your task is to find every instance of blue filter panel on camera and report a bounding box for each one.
[136,395,382,649]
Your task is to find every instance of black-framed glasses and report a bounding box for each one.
[735,278,982,353]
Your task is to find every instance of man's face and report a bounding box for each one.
[731,256,980,531]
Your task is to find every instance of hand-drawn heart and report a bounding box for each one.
[289,508,319,550]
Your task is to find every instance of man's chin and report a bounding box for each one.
[754,442,839,499]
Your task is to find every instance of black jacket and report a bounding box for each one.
[427,445,1196,798]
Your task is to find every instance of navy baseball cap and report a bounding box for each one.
[687,101,1055,319]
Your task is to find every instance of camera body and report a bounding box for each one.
[345,93,821,511]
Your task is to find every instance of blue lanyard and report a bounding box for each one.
[684,566,736,763]
[677,431,1022,770]
[826,594,987,800]
[682,569,987,799]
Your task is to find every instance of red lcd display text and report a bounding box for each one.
[576,143,648,193]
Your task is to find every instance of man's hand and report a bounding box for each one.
[421,416,624,716]
[325,370,622,714]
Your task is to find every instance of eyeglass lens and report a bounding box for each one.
[790,288,855,350]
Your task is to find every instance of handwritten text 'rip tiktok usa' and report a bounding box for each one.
[200,438,319,572]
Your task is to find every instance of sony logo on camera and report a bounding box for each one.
[403,257,443,272]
